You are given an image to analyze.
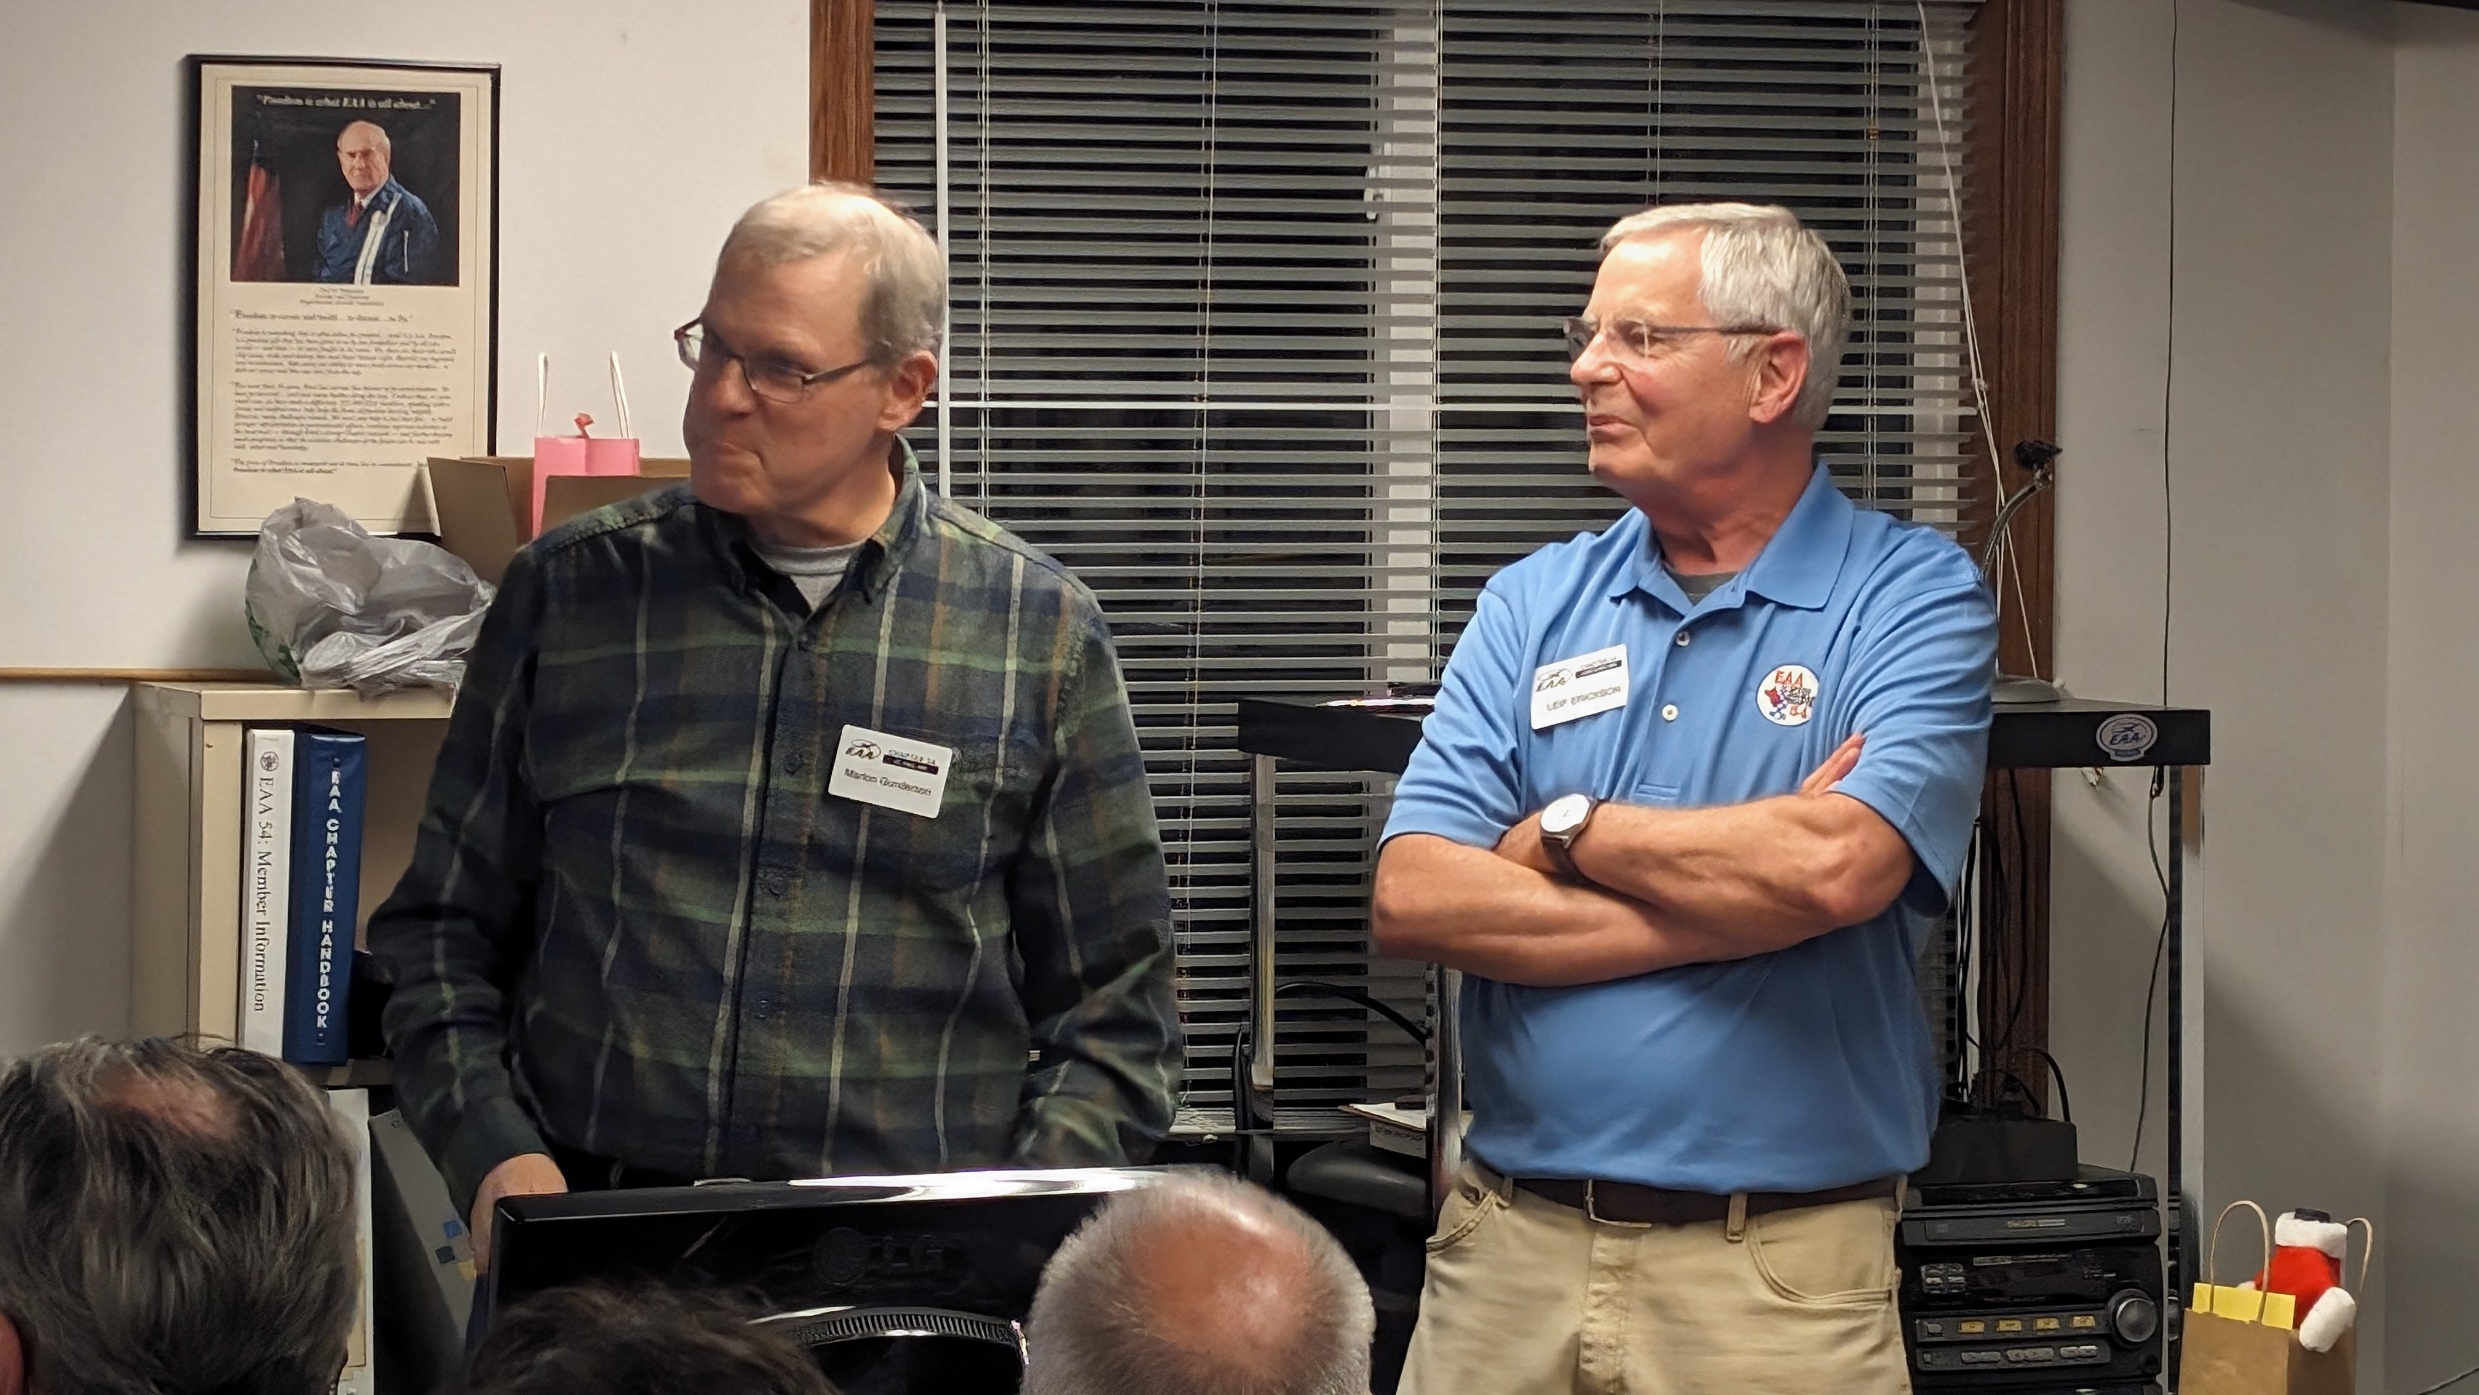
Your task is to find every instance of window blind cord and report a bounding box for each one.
[1184,1,1221,982]
[974,4,991,514]
[1651,0,1666,195]
[1915,0,2039,679]
[932,0,953,497]
[1863,6,1880,503]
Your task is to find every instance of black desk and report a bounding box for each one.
[1237,694,2212,775]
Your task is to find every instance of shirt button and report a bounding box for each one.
[759,869,790,896]
[782,752,806,774]
[1675,631,1692,647]
[751,998,774,1021]
[1661,704,1680,721]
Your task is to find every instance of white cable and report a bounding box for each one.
[933,0,954,497]
[608,350,632,440]
[1916,1,2039,677]
[1914,2,2002,475]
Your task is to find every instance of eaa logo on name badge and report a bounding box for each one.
[1755,663,1821,727]
[827,723,954,818]
[1530,643,1630,730]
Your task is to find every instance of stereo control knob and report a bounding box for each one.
[2109,1289,2160,1345]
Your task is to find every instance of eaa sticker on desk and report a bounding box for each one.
[828,724,953,818]
[1530,644,1630,730]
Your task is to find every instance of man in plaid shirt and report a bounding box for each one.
[369,184,1182,1262]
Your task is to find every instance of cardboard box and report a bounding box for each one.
[424,456,690,585]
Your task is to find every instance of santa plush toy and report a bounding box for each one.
[2243,1208,2359,1353]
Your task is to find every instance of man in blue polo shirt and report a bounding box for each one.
[1373,202,1994,1394]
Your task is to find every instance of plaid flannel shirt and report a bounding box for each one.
[370,447,1182,1205]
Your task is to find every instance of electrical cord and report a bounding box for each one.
[1980,770,2041,1105]
[2127,768,2172,1173]
[2032,1048,2074,1124]
[1274,980,1430,1046]
[2161,0,2179,710]
[1951,824,1980,1094]
[1976,794,2010,1107]
[2124,0,2181,1180]
[1228,979,1432,1135]
[2406,1363,2479,1395]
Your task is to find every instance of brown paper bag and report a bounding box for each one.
[2182,1200,2357,1395]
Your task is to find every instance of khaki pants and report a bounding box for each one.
[1400,1161,1912,1395]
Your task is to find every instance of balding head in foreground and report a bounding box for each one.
[1023,1174,1374,1395]
[0,1036,359,1395]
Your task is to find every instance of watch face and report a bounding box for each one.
[1542,793,1591,837]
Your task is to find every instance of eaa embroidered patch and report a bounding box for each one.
[1756,663,1820,727]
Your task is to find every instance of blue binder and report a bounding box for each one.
[284,727,366,1064]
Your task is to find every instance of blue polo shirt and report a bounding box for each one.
[1383,464,1995,1193]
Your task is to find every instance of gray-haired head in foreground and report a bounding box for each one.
[0,1036,359,1395]
[719,180,945,368]
[1601,201,1851,431]
[1022,1173,1374,1395]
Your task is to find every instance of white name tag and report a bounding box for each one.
[827,724,954,818]
[1529,643,1631,730]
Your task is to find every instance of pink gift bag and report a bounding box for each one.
[528,353,640,534]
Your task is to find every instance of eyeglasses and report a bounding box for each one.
[674,320,872,404]
[1561,316,1779,365]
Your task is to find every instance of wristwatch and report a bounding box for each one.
[1539,793,1600,881]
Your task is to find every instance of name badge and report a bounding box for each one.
[827,724,954,818]
[1529,644,1630,730]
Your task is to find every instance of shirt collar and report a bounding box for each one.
[852,439,930,602]
[704,438,928,606]
[1607,461,1854,612]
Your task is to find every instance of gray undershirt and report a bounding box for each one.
[1668,564,1738,604]
[753,539,865,609]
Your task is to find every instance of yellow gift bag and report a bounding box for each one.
[2182,1200,2366,1395]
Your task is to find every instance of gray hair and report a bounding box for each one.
[1601,201,1851,430]
[0,1037,360,1395]
[1023,1174,1374,1395]
[718,180,945,367]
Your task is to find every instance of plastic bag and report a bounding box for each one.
[246,499,496,695]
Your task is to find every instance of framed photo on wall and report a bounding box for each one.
[186,56,498,537]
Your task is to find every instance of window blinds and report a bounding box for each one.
[872,0,1980,1132]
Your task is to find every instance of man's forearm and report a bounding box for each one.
[374,926,548,1206]
[1371,833,1730,986]
[1557,791,1911,955]
[1012,945,1182,1165]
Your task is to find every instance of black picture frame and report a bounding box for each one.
[185,55,500,537]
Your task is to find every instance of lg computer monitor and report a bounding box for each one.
[484,1167,1176,1395]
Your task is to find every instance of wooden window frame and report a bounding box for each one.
[1962,0,2063,1113]
[812,0,875,183]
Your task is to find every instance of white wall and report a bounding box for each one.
[2051,0,2178,1198]
[0,0,807,1055]
[2383,6,2479,1387]
[2058,1,2479,1385]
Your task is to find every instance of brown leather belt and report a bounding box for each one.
[1513,1174,1900,1228]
